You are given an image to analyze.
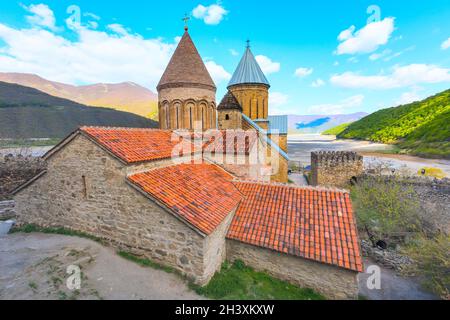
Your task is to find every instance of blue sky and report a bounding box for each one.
[0,0,449,115]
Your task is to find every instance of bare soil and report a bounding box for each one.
[0,233,202,300]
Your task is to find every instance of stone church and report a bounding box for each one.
[12,27,363,299]
[157,29,289,183]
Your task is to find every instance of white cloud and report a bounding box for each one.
[294,67,313,77]
[369,49,392,61]
[269,92,289,107]
[308,95,365,114]
[338,26,356,41]
[331,64,450,89]
[229,49,239,56]
[23,4,58,31]
[204,60,231,83]
[337,18,395,55]
[311,79,325,88]
[255,55,280,74]
[396,90,421,105]
[268,92,289,115]
[442,37,450,50]
[0,8,178,90]
[192,4,228,25]
[107,24,129,36]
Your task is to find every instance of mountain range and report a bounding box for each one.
[334,89,450,159]
[0,81,157,139]
[287,113,368,134]
[0,73,158,120]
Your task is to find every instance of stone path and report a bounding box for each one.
[0,233,202,300]
[289,173,308,186]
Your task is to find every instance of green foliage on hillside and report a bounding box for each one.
[322,123,352,135]
[0,81,158,139]
[338,89,450,158]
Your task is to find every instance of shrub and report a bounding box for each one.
[402,234,450,299]
[351,174,421,245]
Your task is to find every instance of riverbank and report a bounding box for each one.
[288,134,450,177]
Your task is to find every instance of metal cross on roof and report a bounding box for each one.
[246,39,251,48]
[182,14,190,31]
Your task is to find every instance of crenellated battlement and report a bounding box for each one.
[311,151,363,166]
[311,151,364,188]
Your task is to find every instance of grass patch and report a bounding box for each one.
[191,260,325,300]
[117,251,178,275]
[12,224,104,244]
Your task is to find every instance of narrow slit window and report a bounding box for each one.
[82,175,88,199]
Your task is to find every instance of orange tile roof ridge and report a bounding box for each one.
[233,180,350,194]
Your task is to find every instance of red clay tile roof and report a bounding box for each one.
[200,130,259,156]
[227,182,363,272]
[127,163,242,235]
[80,127,195,164]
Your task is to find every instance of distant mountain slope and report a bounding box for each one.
[288,112,367,134]
[322,123,352,136]
[338,89,450,158]
[0,72,158,119]
[0,81,158,139]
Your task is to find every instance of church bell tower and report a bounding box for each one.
[157,19,217,131]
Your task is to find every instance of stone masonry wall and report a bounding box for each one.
[229,84,268,120]
[217,110,242,130]
[13,134,214,283]
[0,200,15,220]
[311,151,363,188]
[226,240,359,300]
[202,210,236,284]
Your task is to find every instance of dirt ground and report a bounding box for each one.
[0,233,202,300]
[358,257,438,300]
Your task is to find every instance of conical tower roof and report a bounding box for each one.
[218,91,243,111]
[157,31,216,91]
[228,45,270,88]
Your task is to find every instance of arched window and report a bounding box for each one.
[225,114,230,121]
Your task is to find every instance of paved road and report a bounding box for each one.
[0,233,202,300]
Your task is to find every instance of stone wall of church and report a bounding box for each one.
[229,84,269,120]
[202,210,236,284]
[226,240,359,300]
[13,134,224,284]
[217,110,242,130]
[158,86,217,131]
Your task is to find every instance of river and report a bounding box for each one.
[288,134,450,177]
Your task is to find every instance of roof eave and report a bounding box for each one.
[227,82,271,90]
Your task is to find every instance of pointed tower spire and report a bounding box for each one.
[157,31,216,91]
[228,43,270,89]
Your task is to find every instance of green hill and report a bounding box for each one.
[322,123,352,135]
[0,81,158,140]
[337,89,450,158]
